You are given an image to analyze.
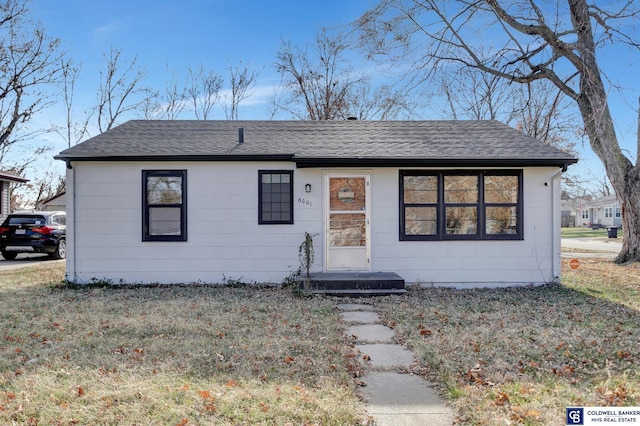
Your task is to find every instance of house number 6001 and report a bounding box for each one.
[297,197,312,206]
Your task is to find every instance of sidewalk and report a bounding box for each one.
[338,303,454,426]
[561,237,622,258]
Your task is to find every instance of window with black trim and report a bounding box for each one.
[259,170,293,224]
[400,170,522,240]
[143,170,187,241]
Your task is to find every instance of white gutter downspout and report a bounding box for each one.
[65,161,76,282]
[551,167,564,283]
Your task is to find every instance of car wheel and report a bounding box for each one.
[1,251,18,260]
[50,239,67,260]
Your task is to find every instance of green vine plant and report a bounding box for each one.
[298,232,318,289]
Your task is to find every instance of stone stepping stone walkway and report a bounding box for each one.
[338,303,454,426]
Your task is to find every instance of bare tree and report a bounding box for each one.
[32,167,65,207]
[275,29,411,120]
[222,64,259,120]
[346,80,413,120]
[54,58,91,148]
[160,72,187,119]
[0,0,63,163]
[438,67,578,154]
[439,67,517,121]
[186,64,223,120]
[275,30,361,120]
[140,70,186,120]
[359,0,640,263]
[96,47,149,133]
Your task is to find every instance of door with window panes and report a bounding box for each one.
[325,173,370,271]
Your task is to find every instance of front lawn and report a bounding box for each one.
[369,258,640,425]
[1,259,638,425]
[0,264,362,425]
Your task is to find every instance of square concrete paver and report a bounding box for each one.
[336,303,373,311]
[340,311,380,324]
[356,344,414,369]
[347,324,395,343]
[361,371,454,426]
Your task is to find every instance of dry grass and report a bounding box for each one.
[2,258,639,425]
[366,258,640,425]
[0,263,363,425]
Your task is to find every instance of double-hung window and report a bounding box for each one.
[259,171,293,224]
[400,170,522,240]
[142,170,187,241]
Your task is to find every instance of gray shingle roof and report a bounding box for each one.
[55,120,577,168]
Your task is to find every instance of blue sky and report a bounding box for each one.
[25,0,376,179]
[24,1,640,192]
[31,0,372,119]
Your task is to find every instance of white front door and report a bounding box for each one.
[325,173,370,271]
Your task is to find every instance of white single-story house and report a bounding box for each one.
[55,120,577,287]
[562,195,621,228]
[0,170,29,222]
[583,195,622,228]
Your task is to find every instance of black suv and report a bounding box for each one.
[0,211,66,260]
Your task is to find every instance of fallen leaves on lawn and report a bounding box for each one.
[368,258,640,425]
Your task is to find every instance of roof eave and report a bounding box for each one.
[0,172,29,183]
[293,157,579,170]
[54,154,578,171]
[54,154,295,168]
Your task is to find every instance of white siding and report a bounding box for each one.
[369,168,560,287]
[66,162,562,287]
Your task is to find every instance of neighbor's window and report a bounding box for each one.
[605,207,613,218]
[615,207,621,218]
[143,170,187,241]
[259,171,293,224]
[400,171,522,240]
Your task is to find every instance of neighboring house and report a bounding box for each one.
[38,191,66,211]
[55,120,577,287]
[0,170,29,222]
[561,197,590,227]
[581,195,622,228]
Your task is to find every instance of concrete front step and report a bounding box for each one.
[307,271,405,291]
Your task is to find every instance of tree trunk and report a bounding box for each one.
[575,91,640,263]
[571,0,640,263]
[615,173,640,263]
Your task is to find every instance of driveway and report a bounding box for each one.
[0,254,64,271]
